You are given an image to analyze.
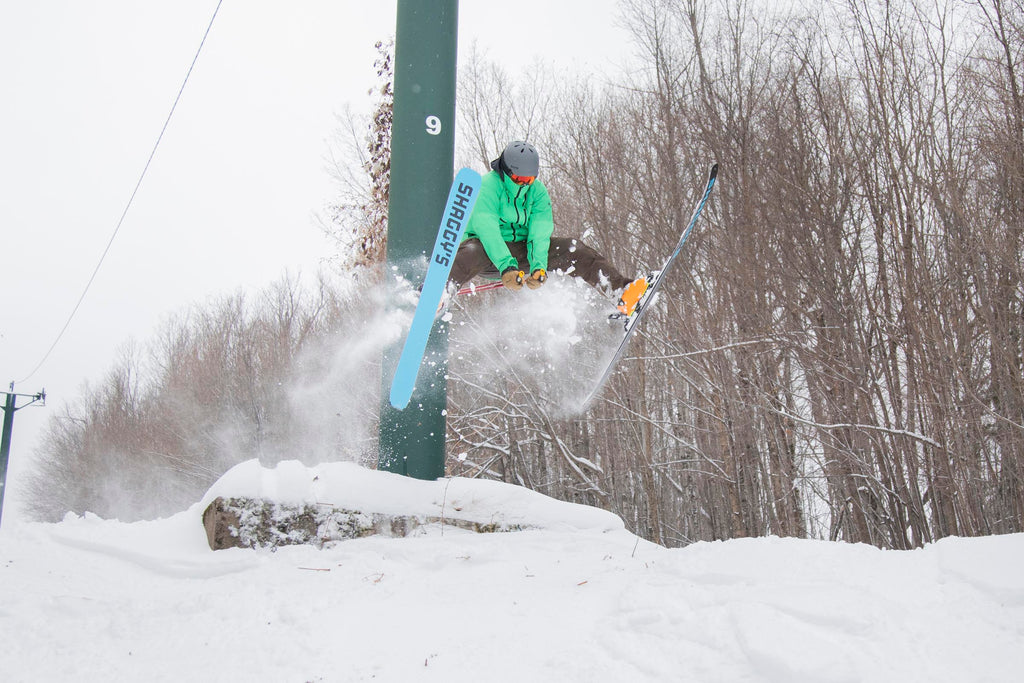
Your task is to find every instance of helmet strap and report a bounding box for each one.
[497,156,514,178]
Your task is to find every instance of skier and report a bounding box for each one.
[448,140,651,316]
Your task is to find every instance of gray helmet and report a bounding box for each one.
[500,140,539,177]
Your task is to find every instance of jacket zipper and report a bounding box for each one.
[512,185,527,241]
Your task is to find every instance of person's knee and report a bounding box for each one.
[458,238,485,258]
[569,240,599,268]
[548,237,583,270]
[450,238,488,285]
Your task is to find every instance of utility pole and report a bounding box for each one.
[377,0,459,479]
[1,383,46,528]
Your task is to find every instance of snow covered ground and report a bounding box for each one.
[3,460,1023,682]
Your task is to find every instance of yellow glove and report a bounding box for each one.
[525,269,547,290]
[501,268,525,291]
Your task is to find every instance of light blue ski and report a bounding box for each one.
[389,167,482,409]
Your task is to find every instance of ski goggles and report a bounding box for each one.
[510,173,536,185]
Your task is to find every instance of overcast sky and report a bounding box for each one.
[0,0,635,516]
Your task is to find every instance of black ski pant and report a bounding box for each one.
[448,237,632,291]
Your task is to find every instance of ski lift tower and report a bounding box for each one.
[377,0,458,479]
[1,383,46,528]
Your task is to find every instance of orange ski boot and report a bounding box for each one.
[617,275,652,317]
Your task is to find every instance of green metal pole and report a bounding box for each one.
[0,391,16,528]
[378,0,459,479]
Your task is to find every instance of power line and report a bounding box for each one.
[15,0,224,387]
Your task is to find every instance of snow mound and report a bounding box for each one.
[201,459,625,534]
[2,462,1023,681]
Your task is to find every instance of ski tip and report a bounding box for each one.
[455,166,483,185]
[709,163,719,179]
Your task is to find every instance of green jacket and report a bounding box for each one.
[463,170,555,274]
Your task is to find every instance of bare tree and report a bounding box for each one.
[32,2,1024,544]
[321,39,393,269]
[445,0,1023,547]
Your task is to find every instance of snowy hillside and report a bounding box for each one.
[3,460,1023,682]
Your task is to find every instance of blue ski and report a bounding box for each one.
[389,167,482,409]
[583,163,719,409]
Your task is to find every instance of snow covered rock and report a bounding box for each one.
[201,496,525,550]
[199,459,623,550]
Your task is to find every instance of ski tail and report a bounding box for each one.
[667,163,717,265]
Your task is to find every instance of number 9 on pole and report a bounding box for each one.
[425,115,442,136]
